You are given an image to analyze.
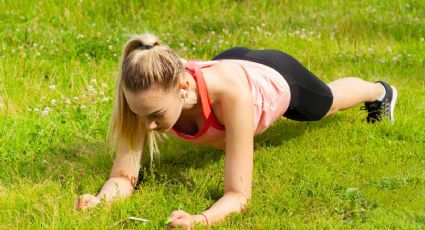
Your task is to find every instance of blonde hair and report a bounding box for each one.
[109,33,183,162]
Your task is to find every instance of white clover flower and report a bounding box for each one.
[102,97,109,102]
[26,107,32,112]
[420,37,424,42]
[108,45,113,50]
[73,96,79,101]
[64,98,71,104]
[18,46,23,50]
[91,79,97,84]
[42,159,48,164]
[35,52,41,57]
[50,99,57,105]
[76,34,85,39]
[34,108,40,112]
[0,103,3,110]
[42,107,50,116]
[12,49,16,53]
[113,53,117,57]
[49,85,56,90]
[387,46,392,53]
[80,105,87,109]
[101,83,108,88]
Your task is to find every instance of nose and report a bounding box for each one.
[147,120,158,130]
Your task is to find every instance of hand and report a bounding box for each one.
[75,194,100,210]
[168,210,195,229]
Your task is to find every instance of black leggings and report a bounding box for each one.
[212,47,333,121]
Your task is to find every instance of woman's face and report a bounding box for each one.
[123,85,183,132]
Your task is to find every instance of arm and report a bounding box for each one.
[76,142,143,210]
[169,62,254,226]
[198,63,254,224]
[97,143,142,201]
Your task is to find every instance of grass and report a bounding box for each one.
[0,0,424,228]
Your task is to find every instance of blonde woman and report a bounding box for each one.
[75,34,397,228]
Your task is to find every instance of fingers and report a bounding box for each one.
[168,210,193,229]
[75,194,100,211]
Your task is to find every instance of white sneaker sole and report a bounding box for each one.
[390,86,398,123]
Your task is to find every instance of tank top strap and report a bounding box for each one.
[184,61,225,130]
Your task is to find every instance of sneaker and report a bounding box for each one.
[361,81,398,123]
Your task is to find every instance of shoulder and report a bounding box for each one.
[202,61,250,97]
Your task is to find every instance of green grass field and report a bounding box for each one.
[1,0,424,228]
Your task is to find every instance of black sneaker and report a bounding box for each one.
[361,81,398,123]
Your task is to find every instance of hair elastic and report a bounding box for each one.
[200,213,209,225]
[138,44,153,50]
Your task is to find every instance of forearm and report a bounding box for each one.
[194,192,250,225]
[96,177,134,202]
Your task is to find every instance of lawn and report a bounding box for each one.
[0,0,424,228]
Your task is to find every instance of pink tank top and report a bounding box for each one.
[170,59,291,149]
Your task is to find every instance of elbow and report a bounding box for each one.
[225,190,251,212]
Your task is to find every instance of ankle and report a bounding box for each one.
[375,83,386,101]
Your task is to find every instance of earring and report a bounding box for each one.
[180,82,189,98]
[181,89,188,98]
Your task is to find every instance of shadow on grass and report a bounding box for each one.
[254,115,343,149]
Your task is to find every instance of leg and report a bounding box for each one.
[325,77,385,117]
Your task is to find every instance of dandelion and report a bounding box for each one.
[50,99,57,105]
[49,85,56,90]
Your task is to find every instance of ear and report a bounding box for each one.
[180,81,189,90]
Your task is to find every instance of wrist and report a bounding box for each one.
[193,213,208,225]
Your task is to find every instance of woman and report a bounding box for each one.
[75,34,397,228]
